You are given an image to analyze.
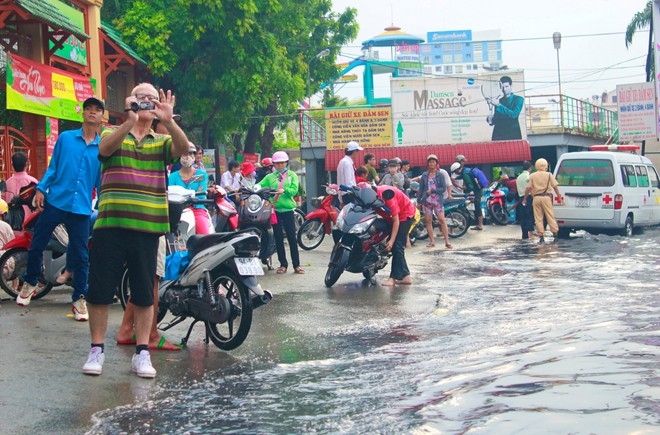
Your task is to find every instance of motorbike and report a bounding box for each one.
[119,186,272,350]
[410,198,470,240]
[0,181,100,301]
[0,210,70,300]
[210,185,239,233]
[407,183,470,240]
[324,185,392,287]
[237,184,277,268]
[487,181,518,225]
[297,184,340,250]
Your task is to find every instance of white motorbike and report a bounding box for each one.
[119,186,272,350]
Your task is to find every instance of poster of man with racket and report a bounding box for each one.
[484,75,525,141]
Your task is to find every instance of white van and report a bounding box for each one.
[552,146,660,236]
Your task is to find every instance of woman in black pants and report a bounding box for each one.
[257,151,305,274]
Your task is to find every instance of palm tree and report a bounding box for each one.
[625,0,653,81]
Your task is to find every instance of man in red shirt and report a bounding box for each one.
[374,185,415,286]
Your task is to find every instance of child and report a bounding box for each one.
[379,159,405,190]
[355,166,369,184]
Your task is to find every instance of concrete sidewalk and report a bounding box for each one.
[0,225,520,434]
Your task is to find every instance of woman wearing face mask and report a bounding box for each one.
[257,151,304,274]
[168,143,212,234]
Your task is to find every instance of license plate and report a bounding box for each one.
[234,257,264,276]
[575,197,591,208]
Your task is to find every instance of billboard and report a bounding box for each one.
[390,71,526,146]
[48,0,87,66]
[325,107,392,150]
[427,30,472,43]
[5,53,95,122]
[616,82,657,142]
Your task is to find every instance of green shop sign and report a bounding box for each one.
[48,0,88,66]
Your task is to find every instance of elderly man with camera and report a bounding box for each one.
[83,83,190,379]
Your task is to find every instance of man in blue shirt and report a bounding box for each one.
[16,97,104,321]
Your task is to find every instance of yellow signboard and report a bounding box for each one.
[325,107,393,150]
[51,72,76,100]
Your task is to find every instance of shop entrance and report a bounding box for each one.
[0,125,35,181]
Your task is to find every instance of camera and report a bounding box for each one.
[128,101,155,112]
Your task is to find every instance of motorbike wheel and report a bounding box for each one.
[206,269,253,351]
[412,221,429,240]
[446,211,469,238]
[294,208,305,232]
[489,203,509,226]
[118,266,130,310]
[117,268,168,322]
[297,219,325,251]
[324,246,349,287]
[0,247,53,300]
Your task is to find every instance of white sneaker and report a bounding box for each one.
[82,347,105,375]
[131,350,156,379]
[72,298,89,321]
[16,282,37,306]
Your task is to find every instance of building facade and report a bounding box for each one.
[0,0,144,180]
[420,29,503,76]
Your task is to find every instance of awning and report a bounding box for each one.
[14,0,89,41]
[324,140,532,171]
[100,21,147,65]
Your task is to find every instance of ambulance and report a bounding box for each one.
[552,145,660,237]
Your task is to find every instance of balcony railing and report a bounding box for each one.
[298,110,326,147]
[525,94,618,141]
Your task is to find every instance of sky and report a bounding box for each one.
[329,0,650,102]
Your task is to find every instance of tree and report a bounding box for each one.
[101,0,358,159]
[625,0,653,81]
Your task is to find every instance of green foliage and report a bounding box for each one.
[101,0,358,152]
[625,1,653,81]
[272,126,301,151]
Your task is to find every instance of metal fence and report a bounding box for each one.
[298,109,326,146]
[525,94,618,141]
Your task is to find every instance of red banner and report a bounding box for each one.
[7,53,96,121]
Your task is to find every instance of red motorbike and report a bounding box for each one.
[296,184,339,250]
[487,179,519,226]
[210,185,239,232]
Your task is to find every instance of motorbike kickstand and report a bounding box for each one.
[181,320,200,347]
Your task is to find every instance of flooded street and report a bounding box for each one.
[86,228,660,434]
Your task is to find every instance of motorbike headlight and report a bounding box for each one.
[247,194,262,212]
[348,218,375,234]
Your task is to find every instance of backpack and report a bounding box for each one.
[6,204,24,230]
[471,168,489,189]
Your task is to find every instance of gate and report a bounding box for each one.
[0,126,35,181]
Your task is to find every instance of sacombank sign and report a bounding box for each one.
[428,30,472,43]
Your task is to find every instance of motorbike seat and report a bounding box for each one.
[444,198,465,207]
[186,229,258,259]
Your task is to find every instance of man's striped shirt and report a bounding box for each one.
[94,129,172,234]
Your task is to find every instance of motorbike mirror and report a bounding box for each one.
[381,188,395,200]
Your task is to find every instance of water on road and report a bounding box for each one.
[89,229,659,433]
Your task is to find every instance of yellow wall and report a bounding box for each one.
[82,0,104,100]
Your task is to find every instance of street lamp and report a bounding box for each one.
[553,32,562,96]
[553,32,563,125]
[307,48,331,108]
